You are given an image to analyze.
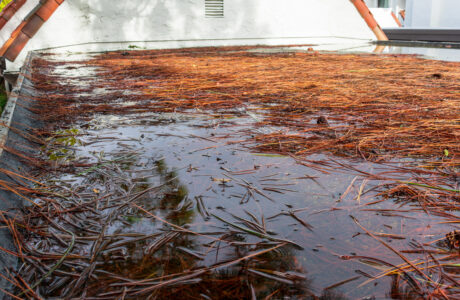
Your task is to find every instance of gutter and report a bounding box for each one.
[0,51,32,299]
[0,51,30,154]
[350,0,388,41]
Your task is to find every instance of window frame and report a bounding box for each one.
[377,0,389,8]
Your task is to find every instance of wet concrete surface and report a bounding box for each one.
[51,112,452,298]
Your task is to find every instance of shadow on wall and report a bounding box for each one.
[65,0,273,43]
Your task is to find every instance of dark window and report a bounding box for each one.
[205,0,224,18]
[378,0,389,8]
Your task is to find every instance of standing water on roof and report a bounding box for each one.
[1,46,459,299]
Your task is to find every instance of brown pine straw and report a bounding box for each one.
[28,47,460,164]
[351,215,433,282]
[0,46,458,299]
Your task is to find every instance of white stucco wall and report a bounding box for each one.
[369,8,399,28]
[6,0,374,70]
[405,0,460,28]
[364,0,405,27]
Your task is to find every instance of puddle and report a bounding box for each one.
[6,48,459,299]
[37,111,454,298]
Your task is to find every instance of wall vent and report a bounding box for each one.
[205,0,224,18]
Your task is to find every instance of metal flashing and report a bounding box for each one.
[0,51,31,157]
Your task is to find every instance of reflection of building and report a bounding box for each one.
[365,0,406,27]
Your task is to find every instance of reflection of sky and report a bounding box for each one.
[251,43,460,62]
[384,45,460,62]
[64,112,453,298]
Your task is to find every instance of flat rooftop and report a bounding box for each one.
[0,45,459,299]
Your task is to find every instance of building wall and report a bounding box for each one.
[364,0,405,11]
[405,0,460,28]
[364,0,405,27]
[38,0,373,43]
[369,8,399,28]
[6,0,374,69]
[433,0,460,28]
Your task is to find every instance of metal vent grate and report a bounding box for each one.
[205,0,224,18]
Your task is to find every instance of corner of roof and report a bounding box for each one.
[0,0,63,62]
[0,0,27,30]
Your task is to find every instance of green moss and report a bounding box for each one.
[0,0,12,12]
[0,84,7,114]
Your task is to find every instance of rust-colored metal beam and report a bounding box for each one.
[350,0,388,41]
[399,10,405,21]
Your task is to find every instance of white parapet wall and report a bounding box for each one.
[369,8,399,28]
[6,0,375,70]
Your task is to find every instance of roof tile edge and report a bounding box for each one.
[0,0,63,62]
[0,0,27,30]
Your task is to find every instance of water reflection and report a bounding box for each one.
[34,112,456,299]
[40,153,312,298]
[14,50,459,299]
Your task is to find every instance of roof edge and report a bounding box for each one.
[0,0,63,62]
[0,0,27,31]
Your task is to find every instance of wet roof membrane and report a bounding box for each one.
[0,46,459,299]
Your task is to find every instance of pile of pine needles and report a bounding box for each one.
[0,46,458,299]
[32,46,459,163]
